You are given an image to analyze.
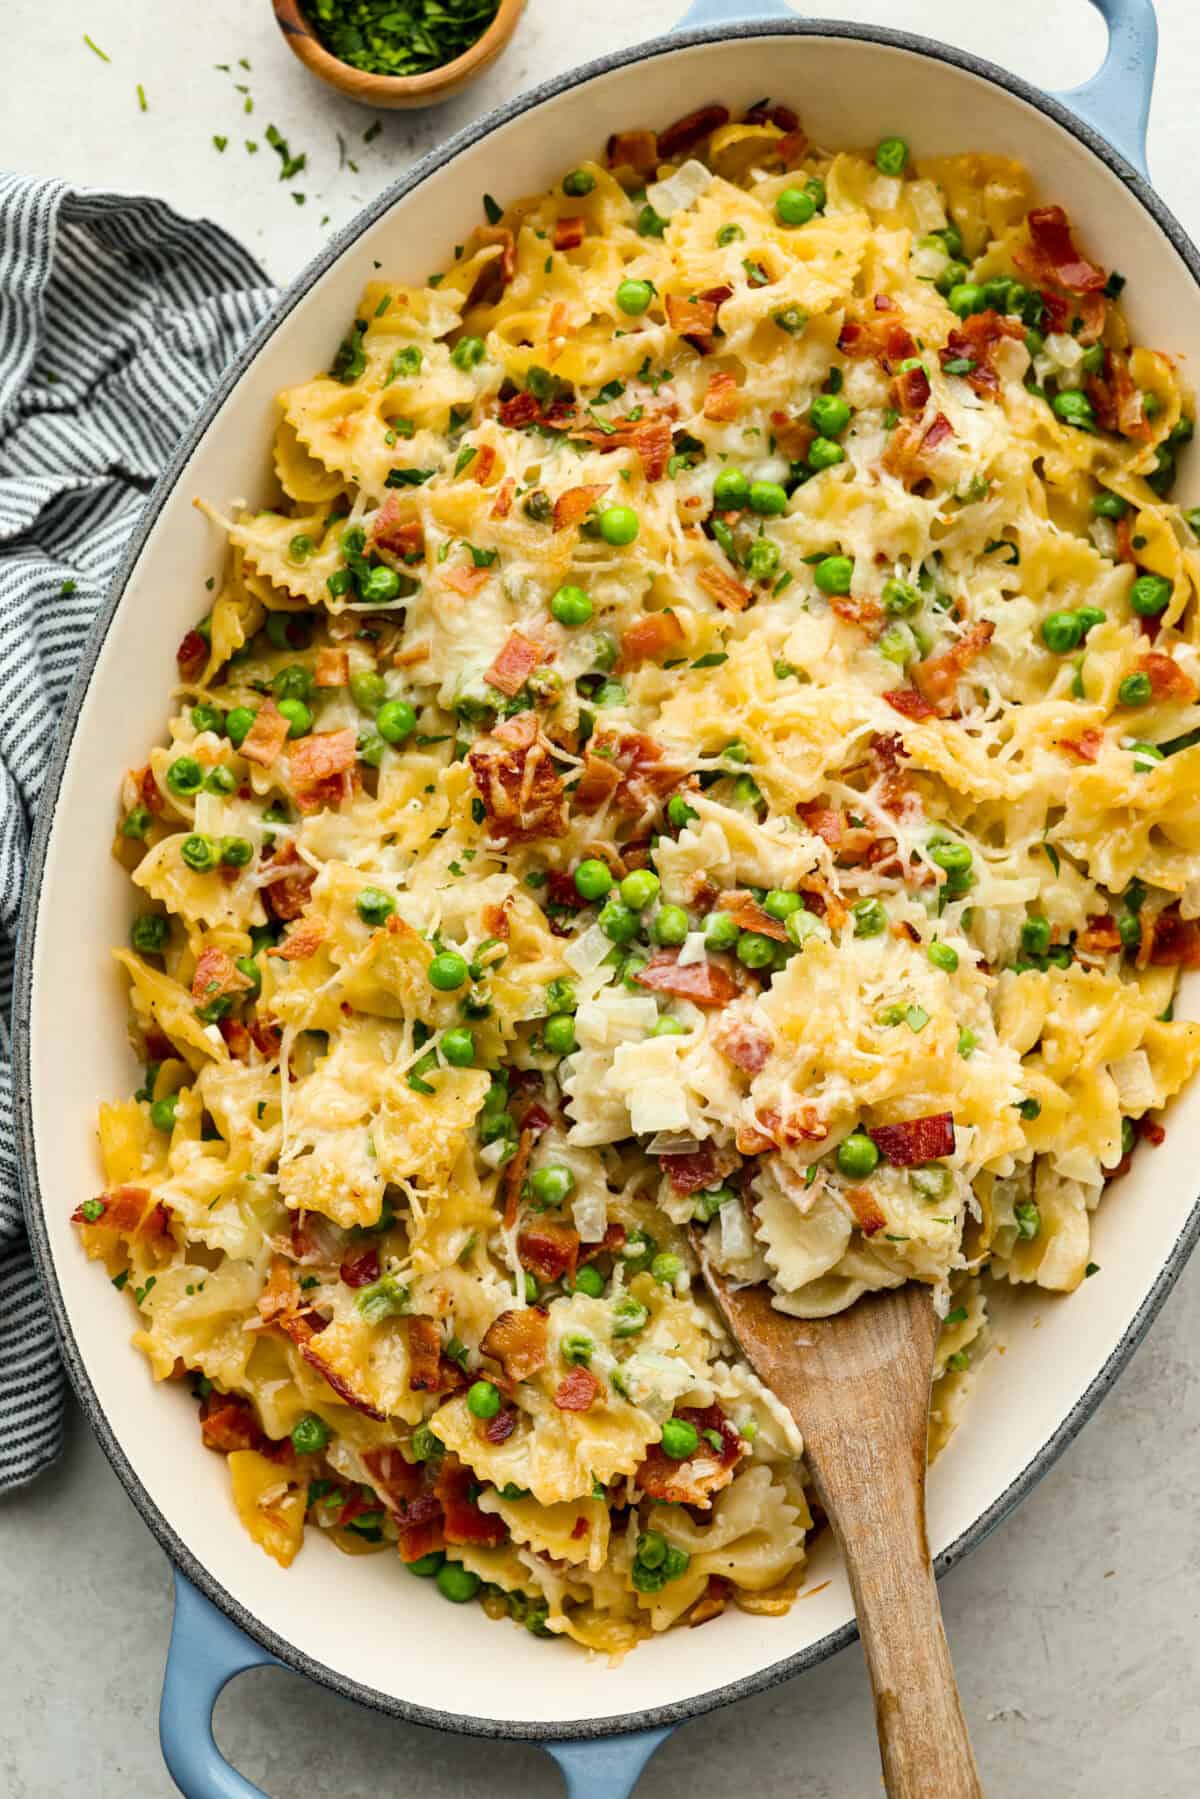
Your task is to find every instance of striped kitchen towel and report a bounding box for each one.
[0,174,277,1490]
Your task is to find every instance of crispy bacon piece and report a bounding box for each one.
[829,592,883,632]
[578,1222,628,1265]
[666,293,719,338]
[491,476,515,519]
[553,214,586,251]
[481,1307,549,1383]
[443,562,493,598]
[269,917,325,962]
[247,1013,283,1059]
[502,1121,536,1230]
[137,765,164,817]
[190,946,252,1007]
[743,102,799,130]
[606,129,658,176]
[435,1454,509,1546]
[911,620,994,716]
[717,889,789,944]
[571,752,622,812]
[892,363,931,413]
[199,1391,263,1454]
[240,698,290,768]
[1085,347,1155,441]
[362,1447,423,1513]
[314,647,349,688]
[296,1338,386,1421]
[797,802,845,846]
[484,1407,518,1444]
[939,309,1026,399]
[498,390,541,429]
[1018,205,1107,295]
[371,494,424,558]
[882,410,955,486]
[287,728,359,814]
[468,711,568,843]
[466,226,516,308]
[260,847,315,921]
[518,1221,581,1285]
[569,414,674,482]
[1146,905,1200,969]
[868,1112,956,1167]
[72,1185,172,1243]
[843,1185,887,1236]
[662,1144,719,1195]
[406,1315,444,1393]
[703,370,741,422]
[1076,913,1123,956]
[339,1247,380,1289]
[1134,652,1197,703]
[698,565,752,612]
[218,1016,252,1059]
[485,631,546,698]
[553,483,607,531]
[769,409,815,462]
[656,103,729,160]
[569,729,682,819]
[689,1575,731,1627]
[635,948,740,1006]
[1060,727,1104,763]
[395,1492,445,1563]
[619,610,684,667]
[715,1018,773,1075]
[554,1367,602,1412]
[839,310,916,370]
[176,628,208,682]
[635,1404,742,1507]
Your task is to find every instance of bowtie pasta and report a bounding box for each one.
[77,99,1200,1654]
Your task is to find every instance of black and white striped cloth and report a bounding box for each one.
[0,174,277,1490]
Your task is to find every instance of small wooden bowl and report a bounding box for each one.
[272,0,526,109]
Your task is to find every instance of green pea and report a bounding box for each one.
[837,1131,880,1178]
[947,283,983,318]
[357,731,386,768]
[561,1331,594,1366]
[612,1296,648,1338]
[883,577,921,615]
[786,908,825,948]
[407,1550,445,1576]
[277,698,312,738]
[1119,672,1153,707]
[1077,607,1107,636]
[598,898,639,943]
[651,1252,684,1286]
[814,554,853,595]
[436,1562,481,1603]
[572,1265,605,1298]
[619,868,661,910]
[349,670,386,712]
[131,915,169,956]
[772,304,809,335]
[712,466,750,507]
[594,679,627,709]
[652,905,689,947]
[438,1027,474,1067]
[615,278,654,316]
[543,1013,578,1057]
[479,1108,515,1145]
[451,335,486,370]
[291,1413,330,1455]
[980,276,1014,313]
[808,438,845,471]
[191,703,224,735]
[692,1185,733,1223]
[667,794,698,830]
[1052,389,1095,430]
[466,1380,502,1420]
[204,766,237,796]
[122,805,152,840]
[376,698,417,743]
[1041,609,1084,653]
[874,135,908,176]
[361,565,401,605]
[748,480,788,516]
[704,909,740,951]
[529,1165,574,1207]
[562,168,595,197]
[1021,915,1051,958]
[355,1275,411,1323]
[736,931,776,968]
[810,393,852,438]
[852,897,887,937]
[775,186,815,227]
[272,664,313,704]
[166,756,203,797]
[598,505,640,546]
[929,838,972,874]
[219,836,253,869]
[660,1416,700,1459]
[731,773,761,809]
[928,940,959,972]
[574,858,613,901]
[429,951,469,990]
[226,706,256,749]
[180,834,218,872]
[1013,1200,1041,1241]
[550,583,593,627]
[1130,573,1172,616]
[235,956,261,997]
[878,622,917,667]
[1090,492,1129,519]
[150,1092,179,1133]
[935,260,969,297]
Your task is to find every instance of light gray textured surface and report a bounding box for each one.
[2,2,1199,1795]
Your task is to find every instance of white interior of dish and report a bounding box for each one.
[26,30,1200,1728]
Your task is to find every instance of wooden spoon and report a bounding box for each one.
[696,1247,983,1798]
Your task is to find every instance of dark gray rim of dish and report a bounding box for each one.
[14,13,1200,1747]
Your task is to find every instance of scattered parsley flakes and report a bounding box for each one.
[305,0,502,78]
[265,122,306,181]
[59,579,77,597]
[364,120,382,143]
[483,192,503,225]
[136,84,147,112]
[83,33,110,61]
[212,135,228,152]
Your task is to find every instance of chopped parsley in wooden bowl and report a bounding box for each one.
[273,0,525,109]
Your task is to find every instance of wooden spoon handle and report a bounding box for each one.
[808,1445,982,1798]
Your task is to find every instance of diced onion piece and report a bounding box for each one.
[564,923,613,974]
[571,1187,609,1244]
[677,931,709,967]
[645,158,714,218]
[720,1195,757,1265]
[1110,1050,1156,1113]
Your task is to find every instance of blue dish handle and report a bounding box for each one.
[160,1570,673,1798]
[673,0,1157,179]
